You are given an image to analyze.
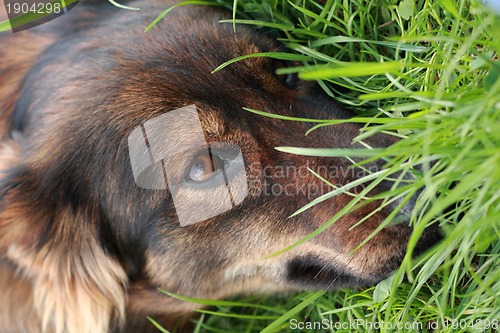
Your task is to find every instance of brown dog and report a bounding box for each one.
[0,1,441,332]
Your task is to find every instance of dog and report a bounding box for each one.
[0,1,442,332]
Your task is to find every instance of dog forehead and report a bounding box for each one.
[138,7,276,68]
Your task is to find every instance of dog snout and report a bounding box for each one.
[276,152,442,286]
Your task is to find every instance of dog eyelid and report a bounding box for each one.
[284,72,299,89]
[183,143,243,186]
[271,59,299,90]
[186,149,224,183]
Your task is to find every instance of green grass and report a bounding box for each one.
[0,0,497,332]
[145,0,500,332]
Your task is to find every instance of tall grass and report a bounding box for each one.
[145,0,500,332]
[0,0,497,332]
[152,0,500,332]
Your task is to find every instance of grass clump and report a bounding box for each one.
[153,0,500,332]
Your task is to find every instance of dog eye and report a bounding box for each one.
[187,150,225,183]
[272,60,299,89]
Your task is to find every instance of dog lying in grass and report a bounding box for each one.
[0,0,441,332]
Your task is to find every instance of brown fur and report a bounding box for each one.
[0,1,441,332]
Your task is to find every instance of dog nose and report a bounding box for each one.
[377,178,443,255]
[370,166,422,222]
[384,182,421,224]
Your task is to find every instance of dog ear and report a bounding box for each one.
[0,137,128,333]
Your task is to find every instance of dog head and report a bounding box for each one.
[0,1,441,332]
